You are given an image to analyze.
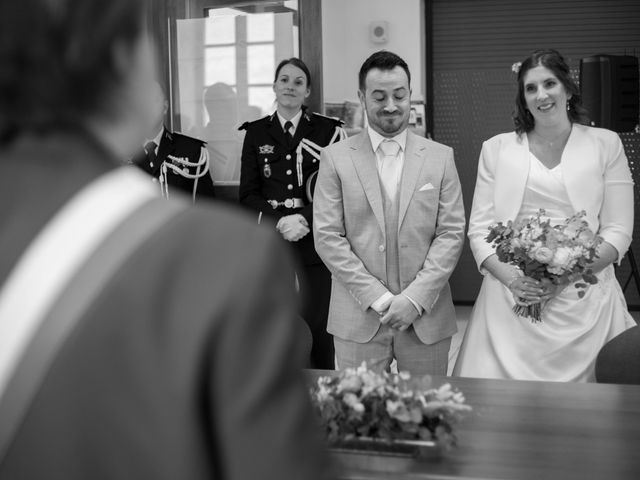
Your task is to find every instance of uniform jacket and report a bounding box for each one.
[133,127,216,201]
[468,124,634,270]
[239,111,343,265]
[0,132,328,480]
[313,129,466,345]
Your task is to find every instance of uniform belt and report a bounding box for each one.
[267,198,304,209]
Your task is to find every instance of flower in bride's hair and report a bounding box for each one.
[511,62,522,74]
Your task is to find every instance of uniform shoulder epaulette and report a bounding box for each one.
[238,115,271,131]
[172,131,207,147]
[310,111,345,126]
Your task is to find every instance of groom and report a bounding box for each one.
[313,51,465,375]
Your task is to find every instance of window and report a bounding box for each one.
[176,4,298,184]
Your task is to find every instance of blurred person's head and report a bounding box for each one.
[203,82,238,125]
[358,51,412,138]
[513,49,589,134]
[273,58,311,114]
[0,0,157,157]
[145,81,169,139]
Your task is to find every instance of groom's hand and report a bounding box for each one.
[380,295,419,331]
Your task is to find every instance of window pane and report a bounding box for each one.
[248,44,275,85]
[205,47,236,86]
[247,13,274,43]
[205,15,235,45]
[249,86,276,118]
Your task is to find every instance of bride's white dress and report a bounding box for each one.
[453,153,635,382]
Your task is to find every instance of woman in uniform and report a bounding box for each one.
[239,58,345,369]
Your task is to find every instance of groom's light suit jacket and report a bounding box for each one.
[313,129,465,345]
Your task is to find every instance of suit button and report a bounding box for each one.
[287,184,293,190]
[286,154,292,160]
[150,162,154,168]
[379,245,385,252]
[286,169,292,175]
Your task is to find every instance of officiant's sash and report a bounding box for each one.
[0,167,185,463]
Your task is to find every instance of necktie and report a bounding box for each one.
[379,139,401,200]
[144,141,157,168]
[284,121,294,147]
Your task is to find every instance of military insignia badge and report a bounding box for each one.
[263,164,272,178]
[259,144,275,154]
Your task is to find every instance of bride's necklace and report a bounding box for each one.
[531,126,571,149]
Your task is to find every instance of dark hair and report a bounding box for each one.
[0,0,147,144]
[359,50,411,92]
[274,58,312,88]
[513,48,590,134]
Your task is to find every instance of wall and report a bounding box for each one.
[321,0,424,103]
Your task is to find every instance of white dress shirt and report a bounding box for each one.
[366,127,422,316]
[143,127,164,157]
[277,109,303,137]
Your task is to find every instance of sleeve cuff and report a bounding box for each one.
[370,291,393,314]
[402,294,423,315]
[599,230,632,264]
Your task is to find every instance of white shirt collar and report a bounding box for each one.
[277,109,304,134]
[144,127,164,152]
[367,126,408,154]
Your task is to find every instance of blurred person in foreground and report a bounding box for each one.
[0,1,328,479]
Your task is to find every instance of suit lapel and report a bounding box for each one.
[267,114,288,146]
[292,111,314,145]
[351,132,386,236]
[398,132,426,229]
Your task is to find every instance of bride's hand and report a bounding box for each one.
[508,276,545,306]
[539,278,571,301]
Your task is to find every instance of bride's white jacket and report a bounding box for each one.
[468,123,634,272]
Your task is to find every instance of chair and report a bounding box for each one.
[595,326,640,384]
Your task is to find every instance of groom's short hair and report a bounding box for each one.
[358,51,411,92]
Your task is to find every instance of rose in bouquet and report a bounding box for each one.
[310,362,471,450]
[486,209,601,322]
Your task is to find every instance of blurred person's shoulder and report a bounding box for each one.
[146,195,290,279]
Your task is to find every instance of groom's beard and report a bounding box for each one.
[369,109,410,137]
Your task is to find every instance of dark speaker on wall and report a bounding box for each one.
[579,55,639,132]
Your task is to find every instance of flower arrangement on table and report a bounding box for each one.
[310,362,471,454]
[486,209,601,323]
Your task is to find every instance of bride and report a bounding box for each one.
[453,49,636,382]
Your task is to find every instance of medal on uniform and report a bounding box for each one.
[263,163,271,178]
[259,144,275,154]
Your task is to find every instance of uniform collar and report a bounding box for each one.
[276,109,303,133]
[367,126,408,154]
[144,127,165,151]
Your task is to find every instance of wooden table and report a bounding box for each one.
[307,370,640,479]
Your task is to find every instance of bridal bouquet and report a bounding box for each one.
[486,209,601,322]
[310,362,471,451]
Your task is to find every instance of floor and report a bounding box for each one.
[447,305,640,376]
